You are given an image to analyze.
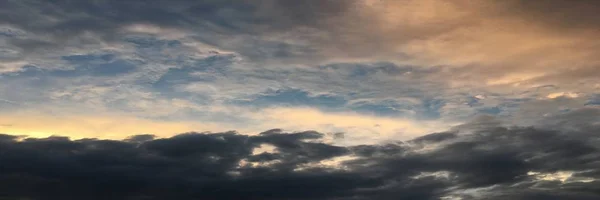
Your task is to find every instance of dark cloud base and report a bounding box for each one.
[1,122,600,200]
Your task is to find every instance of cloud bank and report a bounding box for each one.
[1,0,598,140]
[1,113,599,200]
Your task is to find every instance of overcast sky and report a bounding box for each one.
[1,0,599,199]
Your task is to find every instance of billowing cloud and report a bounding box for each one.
[1,112,599,199]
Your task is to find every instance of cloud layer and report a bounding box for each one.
[1,0,599,140]
[1,114,600,199]
[0,2,599,198]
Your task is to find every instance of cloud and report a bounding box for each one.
[1,0,599,173]
[1,111,600,199]
[251,107,450,145]
[1,0,597,130]
[0,3,598,199]
[0,105,451,145]
[5,0,599,69]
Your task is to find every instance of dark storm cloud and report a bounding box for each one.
[1,109,600,199]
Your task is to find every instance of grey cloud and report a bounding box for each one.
[501,0,600,30]
[412,131,458,144]
[537,107,600,131]
[3,0,600,72]
[0,0,356,63]
[1,108,600,199]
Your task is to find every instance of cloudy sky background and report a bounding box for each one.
[1,0,599,142]
[0,0,599,199]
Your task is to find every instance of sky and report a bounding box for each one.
[0,0,599,199]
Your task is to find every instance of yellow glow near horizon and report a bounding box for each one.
[0,112,223,139]
[0,107,451,144]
